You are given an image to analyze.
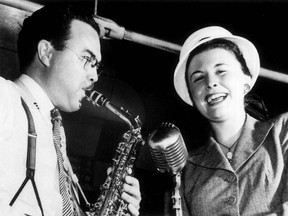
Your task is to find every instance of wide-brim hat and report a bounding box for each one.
[174,26,260,106]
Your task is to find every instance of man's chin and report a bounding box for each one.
[65,102,82,113]
[78,102,82,110]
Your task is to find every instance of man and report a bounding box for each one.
[0,3,141,216]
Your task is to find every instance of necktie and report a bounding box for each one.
[51,108,77,216]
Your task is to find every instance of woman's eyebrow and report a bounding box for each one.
[214,63,226,68]
[189,70,202,80]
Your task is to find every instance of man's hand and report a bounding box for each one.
[121,175,141,216]
[107,167,141,216]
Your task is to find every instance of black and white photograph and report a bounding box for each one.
[1,0,288,215]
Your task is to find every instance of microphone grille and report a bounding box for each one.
[148,123,188,175]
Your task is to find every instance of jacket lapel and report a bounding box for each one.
[231,115,274,171]
[187,137,234,172]
[187,115,274,172]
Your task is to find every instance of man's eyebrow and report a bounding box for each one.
[83,48,96,59]
[84,49,102,63]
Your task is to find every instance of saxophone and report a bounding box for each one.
[85,90,144,216]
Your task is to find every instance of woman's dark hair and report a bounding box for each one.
[185,38,251,81]
[17,3,100,72]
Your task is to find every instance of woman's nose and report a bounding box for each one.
[206,76,218,89]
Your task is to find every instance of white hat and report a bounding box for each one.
[174,26,260,106]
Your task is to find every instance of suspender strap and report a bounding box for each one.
[9,97,44,216]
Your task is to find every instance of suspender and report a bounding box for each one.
[9,97,44,216]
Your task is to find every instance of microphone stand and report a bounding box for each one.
[172,172,183,216]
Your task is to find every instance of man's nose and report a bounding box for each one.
[89,69,98,83]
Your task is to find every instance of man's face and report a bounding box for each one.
[46,19,101,112]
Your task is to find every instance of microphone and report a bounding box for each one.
[147,122,188,175]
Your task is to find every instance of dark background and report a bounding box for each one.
[2,0,288,215]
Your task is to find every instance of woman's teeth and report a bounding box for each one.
[207,93,227,104]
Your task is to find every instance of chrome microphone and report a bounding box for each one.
[147,122,188,175]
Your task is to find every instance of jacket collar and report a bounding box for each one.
[187,114,274,172]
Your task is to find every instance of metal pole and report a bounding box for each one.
[0,0,42,12]
[94,0,98,15]
[124,29,181,54]
[1,0,288,84]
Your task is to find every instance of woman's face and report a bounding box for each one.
[186,48,251,122]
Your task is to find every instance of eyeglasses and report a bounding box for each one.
[64,46,103,75]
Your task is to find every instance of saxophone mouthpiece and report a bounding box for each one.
[85,90,109,107]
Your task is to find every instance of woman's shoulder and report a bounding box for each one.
[270,112,288,123]
[268,112,288,136]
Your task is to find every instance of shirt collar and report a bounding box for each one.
[17,74,55,118]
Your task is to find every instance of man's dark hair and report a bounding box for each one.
[17,3,100,72]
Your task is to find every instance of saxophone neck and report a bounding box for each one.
[105,102,142,130]
[86,90,142,130]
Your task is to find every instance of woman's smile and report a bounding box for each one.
[206,93,228,105]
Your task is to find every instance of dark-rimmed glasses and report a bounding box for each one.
[64,46,103,76]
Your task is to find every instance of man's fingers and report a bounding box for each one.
[106,167,112,175]
[127,203,139,216]
[121,192,140,214]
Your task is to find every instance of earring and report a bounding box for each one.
[244,83,250,95]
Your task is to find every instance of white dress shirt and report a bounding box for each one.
[0,75,63,216]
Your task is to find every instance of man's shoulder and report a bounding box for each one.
[0,76,9,83]
[0,76,16,90]
[0,76,21,106]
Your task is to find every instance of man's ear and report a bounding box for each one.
[37,40,53,67]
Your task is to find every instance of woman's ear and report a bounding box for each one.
[243,74,252,95]
[37,40,53,67]
[244,83,251,95]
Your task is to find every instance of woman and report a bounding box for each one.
[172,26,288,215]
